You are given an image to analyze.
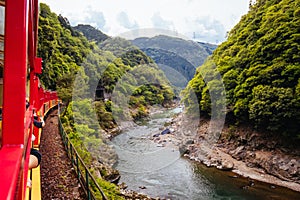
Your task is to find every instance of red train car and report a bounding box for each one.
[0,0,58,199]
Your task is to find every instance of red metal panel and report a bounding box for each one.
[34,57,42,74]
[21,135,32,199]
[30,74,38,109]
[28,0,35,69]
[37,86,45,110]
[34,0,39,51]
[1,0,30,199]
[0,147,24,200]
[0,0,59,197]
[2,0,28,145]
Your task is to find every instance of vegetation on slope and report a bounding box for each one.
[73,24,110,43]
[38,4,90,90]
[140,47,196,88]
[183,0,300,138]
[131,35,215,68]
[38,3,175,198]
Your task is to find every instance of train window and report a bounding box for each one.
[0,0,4,147]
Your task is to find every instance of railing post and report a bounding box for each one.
[65,139,69,153]
[64,135,68,150]
[69,143,73,162]
[76,154,80,180]
[86,168,91,200]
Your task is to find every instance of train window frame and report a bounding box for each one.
[0,3,4,65]
[0,0,4,147]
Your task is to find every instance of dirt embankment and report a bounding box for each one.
[160,112,300,192]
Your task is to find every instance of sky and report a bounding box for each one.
[40,0,249,44]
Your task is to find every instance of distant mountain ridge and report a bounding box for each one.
[131,35,217,88]
[73,24,110,43]
[197,41,218,55]
[140,47,195,87]
[131,35,217,68]
[72,25,217,88]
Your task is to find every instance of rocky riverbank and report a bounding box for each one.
[105,104,300,197]
[157,111,300,192]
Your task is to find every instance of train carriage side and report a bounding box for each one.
[0,0,58,199]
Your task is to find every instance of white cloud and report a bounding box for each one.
[40,0,249,43]
[117,11,139,29]
[81,7,106,30]
[151,12,174,30]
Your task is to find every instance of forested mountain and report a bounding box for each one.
[72,25,217,90]
[131,35,217,68]
[183,0,300,138]
[37,3,175,198]
[140,48,196,88]
[38,5,90,90]
[131,36,217,89]
[38,3,173,118]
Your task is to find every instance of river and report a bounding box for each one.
[111,107,300,200]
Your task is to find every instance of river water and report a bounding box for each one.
[111,107,300,200]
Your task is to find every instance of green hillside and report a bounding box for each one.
[73,24,110,43]
[130,36,216,92]
[183,0,300,138]
[37,3,175,199]
[132,35,215,68]
[141,47,196,88]
[38,3,174,119]
[72,26,217,91]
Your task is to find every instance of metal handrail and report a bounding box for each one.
[57,107,107,200]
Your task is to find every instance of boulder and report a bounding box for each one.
[218,160,234,171]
